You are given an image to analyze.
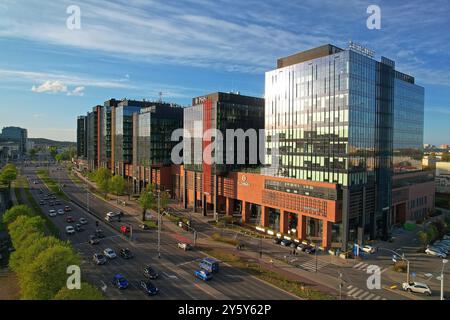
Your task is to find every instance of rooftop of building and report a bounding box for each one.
[192,91,264,107]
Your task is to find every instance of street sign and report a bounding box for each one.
[411,272,416,278]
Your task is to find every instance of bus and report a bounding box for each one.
[199,258,220,273]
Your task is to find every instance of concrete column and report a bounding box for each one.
[322,221,332,249]
[280,210,288,235]
[183,170,188,209]
[297,214,306,240]
[225,197,234,216]
[202,194,207,217]
[260,206,268,228]
[213,174,218,220]
[241,201,249,223]
[193,172,197,213]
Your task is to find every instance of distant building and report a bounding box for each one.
[0,126,28,157]
[77,116,87,159]
[422,156,438,169]
[436,162,450,194]
[440,144,449,150]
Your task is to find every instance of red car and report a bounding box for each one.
[66,216,75,223]
[64,206,72,212]
[120,226,131,234]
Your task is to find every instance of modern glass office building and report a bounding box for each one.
[76,116,87,159]
[264,44,424,248]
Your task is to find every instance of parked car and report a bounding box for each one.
[89,235,100,245]
[178,242,192,251]
[290,242,299,249]
[362,245,376,254]
[65,226,75,235]
[143,266,159,279]
[119,248,133,259]
[57,209,65,215]
[79,218,88,225]
[402,282,432,296]
[296,243,308,252]
[103,248,117,259]
[140,281,159,296]
[49,201,55,207]
[140,224,150,230]
[273,238,282,245]
[280,239,292,247]
[49,210,57,217]
[66,216,75,223]
[93,253,107,265]
[194,270,212,281]
[305,246,316,254]
[425,248,447,258]
[112,274,129,290]
[55,200,61,205]
[39,200,46,205]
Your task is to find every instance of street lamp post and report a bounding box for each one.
[441,259,448,301]
[378,248,411,283]
[157,191,161,259]
[86,182,90,213]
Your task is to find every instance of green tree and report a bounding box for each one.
[139,184,155,222]
[0,164,17,189]
[20,245,80,300]
[442,152,450,162]
[93,168,112,198]
[53,282,104,300]
[49,146,58,160]
[29,148,37,161]
[159,190,170,212]
[417,230,429,246]
[109,175,126,203]
[8,215,46,248]
[2,205,34,226]
[426,225,438,243]
[10,236,67,276]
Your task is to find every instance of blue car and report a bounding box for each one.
[112,274,129,289]
[194,270,212,281]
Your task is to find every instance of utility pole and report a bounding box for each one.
[157,191,161,259]
[86,182,90,213]
[339,272,343,300]
[441,259,448,301]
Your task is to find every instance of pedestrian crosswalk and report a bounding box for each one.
[353,262,390,274]
[346,285,387,300]
[299,259,329,272]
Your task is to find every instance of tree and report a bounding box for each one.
[29,148,37,161]
[109,175,126,203]
[49,146,58,160]
[159,191,170,212]
[2,205,34,226]
[417,230,429,246]
[442,152,450,162]
[10,236,67,276]
[426,225,438,243]
[0,164,17,189]
[93,168,112,198]
[20,245,80,300]
[8,215,46,248]
[53,282,104,300]
[139,184,155,222]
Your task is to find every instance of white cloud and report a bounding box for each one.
[31,80,67,94]
[67,86,85,96]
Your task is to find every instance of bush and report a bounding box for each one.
[394,260,407,273]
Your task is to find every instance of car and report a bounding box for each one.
[443,235,450,240]
[112,274,129,290]
[55,200,61,205]
[143,266,159,279]
[362,245,376,254]
[75,224,83,232]
[140,281,159,296]
[65,226,75,235]
[280,239,292,247]
[49,201,55,207]
[79,218,88,225]
[39,200,46,205]
[425,248,447,258]
[194,270,212,281]
[64,206,72,212]
[290,242,299,249]
[106,212,122,221]
[93,253,107,265]
[66,216,75,223]
[178,242,192,251]
[49,210,57,217]
[296,243,308,252]
[95,229,105,238]
[57,209,65,215]
[402,282,432,296]
[103,248,117,259]
[119,248,133,259]
[89,235,100,245]
[305,246,316,254]
[273,238,282,245]
[139,224,150,230]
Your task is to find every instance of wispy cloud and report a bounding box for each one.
[31,80,67,94]
[67,86,85,96]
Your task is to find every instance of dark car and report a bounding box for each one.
[49,201,55,207]
[273,238,282,245]
[93,253,107,265]
[55,200,61,205]
[305,246,316,254]
[296,243,309,252]
[119,248,133,259]
[64,206,72,212]
[75,224,83,232]
[66,216,75,223]
[143,266,159,279]
[290,242,299,249]
[39,200,46,205]
[140,224,150,230]
[95,229,105,238]
[140,281,159,296]
[280,239,292,247]
[89,235,100,245]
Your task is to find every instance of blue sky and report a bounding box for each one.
[0,0,449,143]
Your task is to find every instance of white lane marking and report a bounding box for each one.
[351,289,364,298]
[347,287,360,295]
[358,291,370,300]
[365,293,376,300]
[354,262,365,269]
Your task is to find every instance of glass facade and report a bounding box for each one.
[114,105,141,166]
[393,77,424,172]
[99,106,112,168]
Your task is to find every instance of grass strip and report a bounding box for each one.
[36,169,69,201]
[201,247,335,300]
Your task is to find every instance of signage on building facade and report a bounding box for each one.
[348,41,375,58]
[239,175,250,187]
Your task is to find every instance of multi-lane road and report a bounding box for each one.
[23,164,297,300]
